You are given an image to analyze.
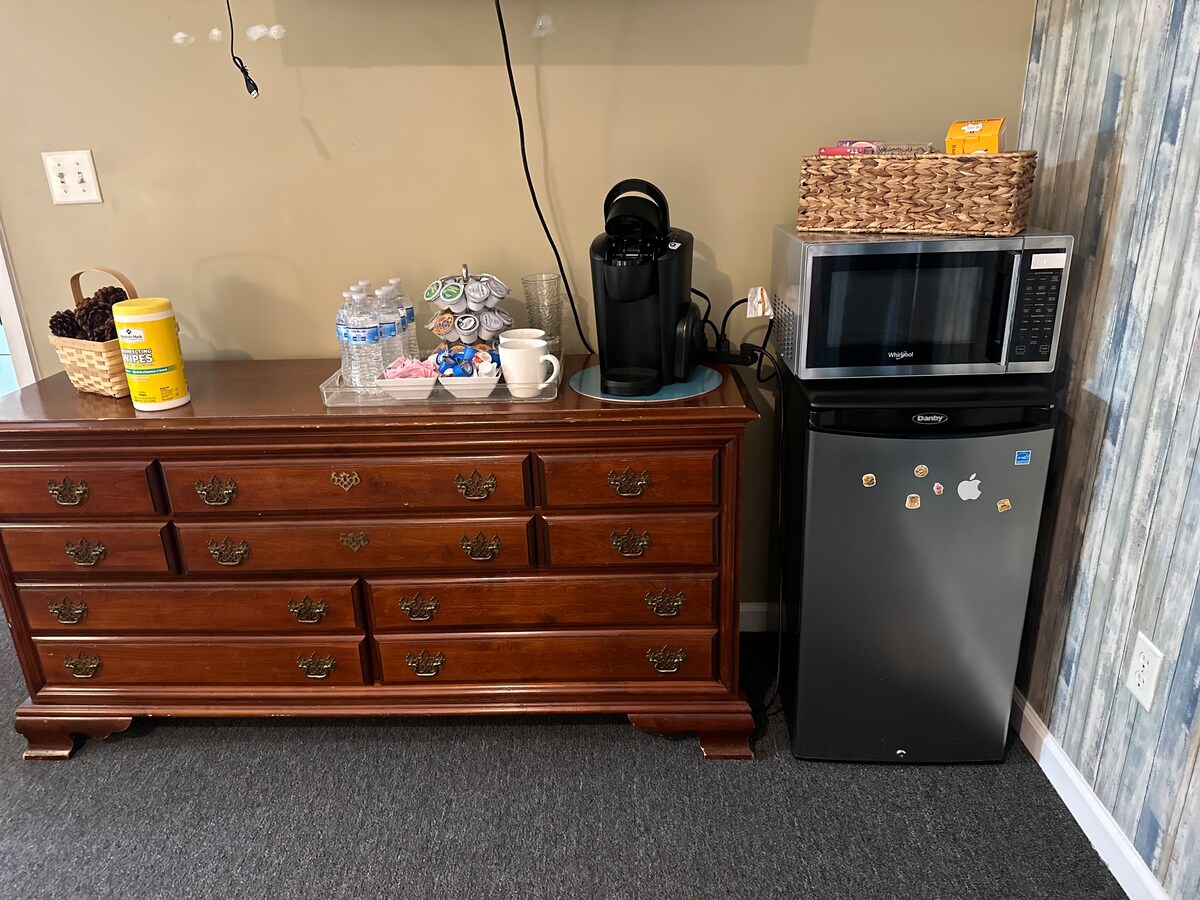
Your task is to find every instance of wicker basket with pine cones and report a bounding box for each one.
[47,268,139,398]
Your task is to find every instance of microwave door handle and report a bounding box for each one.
[1000,251,1023,369]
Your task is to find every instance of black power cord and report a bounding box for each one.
[493,0,594,354]
[225,0,259,97]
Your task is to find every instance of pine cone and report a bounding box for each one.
[75,297,116,342]
[90,285,128,308]
[49,309,82,338]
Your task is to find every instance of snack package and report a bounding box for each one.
[946,118,1006,155]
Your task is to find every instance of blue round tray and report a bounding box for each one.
[569,365,722,403]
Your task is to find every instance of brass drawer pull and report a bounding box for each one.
[400,593,440,622]
[610,528,651,558]
[646,646,686,674]
[339,532,369,552]
[64,653,102,678]
[455,470,497,501]
[296,651,337,679]
[609,467,650,498]
[64,538,106,567]
[288,595,328,624]
[48,598,89,625]
[208,537,250,566]
[195,476,238,506]
[331,470,361,492]
[406,649,446,677]
[645,589,685,617]
[47,476,89,506]
[460,532,501,561]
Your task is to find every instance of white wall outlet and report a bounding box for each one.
[1125,630,1165,712]
[41,150,102,204]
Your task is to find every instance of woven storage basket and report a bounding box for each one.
[48,267,137,398]
[796,150,1037,236]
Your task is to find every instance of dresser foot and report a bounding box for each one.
[14,711,133,761]
[628,709,755,760]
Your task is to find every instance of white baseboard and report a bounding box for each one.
[1011,689,1168,900]
[739,602,776,632]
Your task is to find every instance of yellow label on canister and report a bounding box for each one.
[112,297,191,411]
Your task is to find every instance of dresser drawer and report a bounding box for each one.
[163,455,530,514]
[0,463,156,516]
[370,575,717,629]
[541,512,718,567]
[1,524,172,576]
[35,637,367,686]
[176,517,535,573]
[538,449,718,508]
[19,581,360,634]
[376,629,716,684]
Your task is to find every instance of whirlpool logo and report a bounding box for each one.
[913,413,949,425]
[887,350,915,360]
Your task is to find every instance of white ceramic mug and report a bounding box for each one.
[499,328,546,345]
[499,339,561,398]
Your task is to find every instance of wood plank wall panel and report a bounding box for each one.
[1018,1,1200,895]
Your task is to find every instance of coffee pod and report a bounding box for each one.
[430,311,457,342]
[423,280,442,303]
[456,313,480,343]
[483,274,510,300]
[478,310,505,340]
[465,279,491,310]
[494,308,514,328]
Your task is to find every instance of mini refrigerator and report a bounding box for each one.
[778,376,1057,762]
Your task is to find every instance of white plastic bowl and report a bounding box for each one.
[374,374,437,400]
[438,373,500,400]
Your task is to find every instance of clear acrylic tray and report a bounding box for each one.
[319,366,561,407]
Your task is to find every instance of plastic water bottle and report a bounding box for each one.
[376,286,405,365]
[342,290,383,387]
[336,291,357,382]
[389,278,418,358]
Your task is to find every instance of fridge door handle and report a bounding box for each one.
[1000,251,1022,370]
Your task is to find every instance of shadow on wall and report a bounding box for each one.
[274,0,816,66]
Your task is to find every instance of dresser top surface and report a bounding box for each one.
[0,357,757,436]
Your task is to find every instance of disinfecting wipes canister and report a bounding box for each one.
[112,297,191,411]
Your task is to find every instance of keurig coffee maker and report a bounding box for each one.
[589,179,703,396]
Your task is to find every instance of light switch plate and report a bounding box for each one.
[42,150,103,204]
[1125,630,1165,712]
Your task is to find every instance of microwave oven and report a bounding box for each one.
[770,227,1074,379]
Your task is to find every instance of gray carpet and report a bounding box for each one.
[0,635,1123,900]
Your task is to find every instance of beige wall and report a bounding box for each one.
[0,0,1034,606]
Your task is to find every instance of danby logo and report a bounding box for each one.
[887,350,915,360]
[913,413,949,425]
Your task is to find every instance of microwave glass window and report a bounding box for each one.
[807,251,1013,370]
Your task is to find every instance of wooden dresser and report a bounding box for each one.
[0,357,758,760]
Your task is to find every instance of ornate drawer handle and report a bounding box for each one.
[64,538,106,567]
[400,593,440,622]
[646,646,686,674]
[47,476,89,506]
[645,589,685,617]
[610,528,651,558]
[331,470,361,492]
[455,470,497,501]
[608,467,650,498]
[208,537,250,566]
[64,653,102,678]
[460,532,501,561]
[48,597,89,625]
[339,532,369,552]
[195,476,238,506]
[288,595,328,624]
[296,651,337,679]
[406,649,446,677]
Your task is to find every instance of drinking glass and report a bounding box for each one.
[522,274,563,358]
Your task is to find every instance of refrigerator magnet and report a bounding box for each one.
[906,493,921,509]
[914,465,929,478]
[933,482,944,495]
[997,498,1012,513]
[862,473,876,488]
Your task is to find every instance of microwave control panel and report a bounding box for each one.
[1009,251,1066,363]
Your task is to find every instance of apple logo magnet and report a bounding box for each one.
[958,474,982,501]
